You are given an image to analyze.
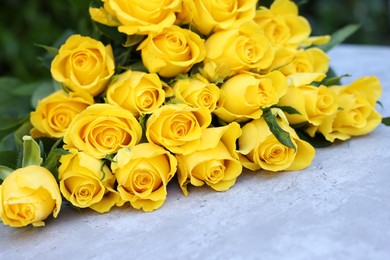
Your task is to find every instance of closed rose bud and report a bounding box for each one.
[238,116,315,172]
[311,76,383,142]
[0,166,62,227]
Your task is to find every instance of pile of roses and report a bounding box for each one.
[0,0,383,227]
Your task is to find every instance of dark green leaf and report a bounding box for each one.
[0,165,14,183]
[0,116,29,144]
[94,22,126,43]
[90,0,104,8]
[291,121,309,130]
[31,81,57,108]
[271,105,301,115]
[0,133,16,151]
[296,130,333,148]
[319,74,351,87]
[42,148,69,181]
[0,77,32,118]
[34,44,59,57]
[70,0,91,9]
[263,108,296,151]
[0,150,18,169]
[382,117,390,126]
[138,114,149,143]
[319,24,360,52]
[126,60,148,73]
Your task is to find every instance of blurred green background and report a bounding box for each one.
[1,0,389,83]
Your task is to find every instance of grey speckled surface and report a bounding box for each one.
[1,45,390,260]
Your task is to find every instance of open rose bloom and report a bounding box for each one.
[1,0,385,227]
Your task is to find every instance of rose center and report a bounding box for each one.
[10,203,36,221]
[75,184,95,205]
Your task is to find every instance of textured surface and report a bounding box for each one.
[1,45,390,260]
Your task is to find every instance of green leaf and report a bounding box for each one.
[0,77,32,118]
[262,108,296,151]
[319,74,351,87]
[124,34,145,48]
[0,165,14,183]
[296,131,333,148]
[165,98,186,105]
[126,60,148,73]
[14,120,33,152]
[382,117,390,126]
[291,121,309,130]
[0,150,18,169]
[31,81,57,108]
[42,148,69,181]
[94,22,126,43]
[90,0,104,8]
[70,0,91,9]
[34,44,59,57]
[21,136,43,167]
[271,105,301,115]
[319,24,360,52]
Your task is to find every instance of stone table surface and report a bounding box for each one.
[1,44,390,260]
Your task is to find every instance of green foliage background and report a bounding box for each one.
[1,0,389,82]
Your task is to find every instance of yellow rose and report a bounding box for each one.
[310,76,382,142]
[214,71,287,122]
[204,22,274,74]
[30,90,94,138]
[178,0,257,35]
[254,0,311,48]
[278,85,338,127]
[199,60,232,83]
[58,150,123,213]
[51,34,115,96]
[106,70,166,117]
[138,26,206,78]
[177,122,242,195]
[89,0,181,35]
[146,104,212,154]
[172,74,220,112]
[238,116,315,172]
[63,104,142,159]
[111,144,177,212]
[0,165,61,227]
[278,47,330,76]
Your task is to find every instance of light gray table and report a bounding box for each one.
[1,45,390,260]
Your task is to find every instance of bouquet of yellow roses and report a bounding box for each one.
[0,0,386,228]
